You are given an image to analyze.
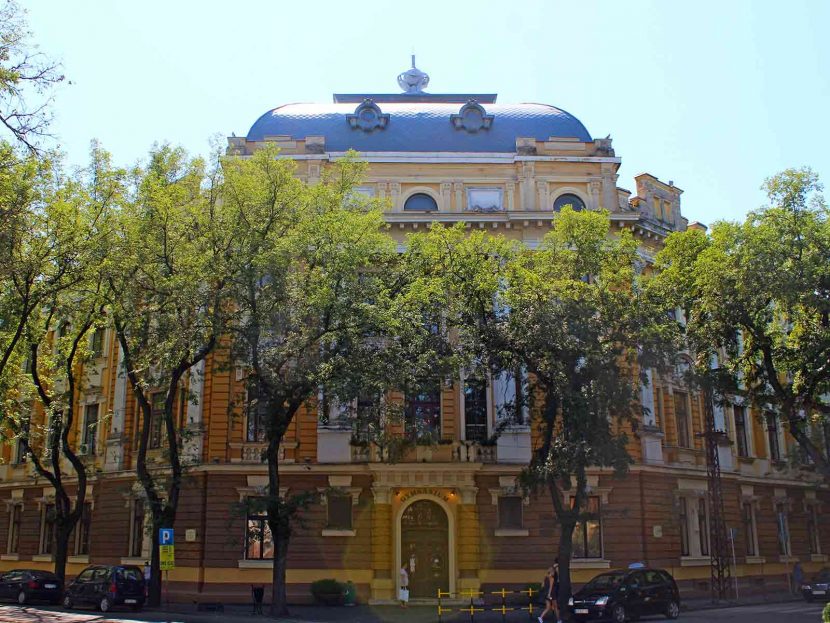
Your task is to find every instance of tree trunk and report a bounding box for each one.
[53,523,72,584]
[148,518,162,607]
[556,517,577,622]
[270,532,290,618]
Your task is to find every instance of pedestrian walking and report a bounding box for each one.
[399,564,409,608]
[538,560,562,623]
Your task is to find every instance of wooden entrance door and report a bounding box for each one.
[401,499,449,598]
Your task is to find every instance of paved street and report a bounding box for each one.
[0,601,826,623]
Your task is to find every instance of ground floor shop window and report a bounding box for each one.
[326,493,353,531]
[7,505,21,553]
[74,503,92,555]
[39,503,56,555]
[497,496,523,530]
[742,502,758,557]
[245,498,274,560]
[572,496,602,559]
[776,502,791,556]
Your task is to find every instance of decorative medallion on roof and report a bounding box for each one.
[451,100,494,133]
[397,55,430,94]
[346,99,389,132]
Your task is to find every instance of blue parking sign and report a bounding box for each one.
[159,528,174,545]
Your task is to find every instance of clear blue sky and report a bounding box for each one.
[23,0,830,226]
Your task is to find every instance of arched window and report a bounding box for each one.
[553,193,585,212]
[404,193,438,211]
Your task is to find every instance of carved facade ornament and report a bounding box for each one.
[451,100,494,133]
[347,99,389,132]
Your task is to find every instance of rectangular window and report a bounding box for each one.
[734,406,749,458]
[776,503,791,556]
[674,392,691,448]
[466,188,503,212]
[40,504,56,555]
[572,497,602,559]
[654,388,664,430]
[464,376,488,442]
[245,498,273,560]
[767,415,781,462]
[808,505,821,555]
[405,382,441,440]
[498,496,524,530]
[652,196,663,220]
[679,497,690,557]
[494,367,528,425]
[83,404,99,456]
[697,498,709,557]
[149,392,164,449]
[7,505,21,554]
[742,502,757,557]
[129,499,145,558]
[90,327,105,358]
[663,200,673,222]
[246,384,267,442]
[326,493,353,530]
[74,503,92,555]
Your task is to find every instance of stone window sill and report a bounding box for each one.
[32,554,54,562]
[0,554,20,561]
[779,555,799,564]
[570,559,611,570]
[811,554,828,563]
[680,556,711,567]
[494,528,529,537]
[321,529,356,537]
[121,557,149,566]
[68,555,89,564]
[745,556,766,565]
[238,559,273,569]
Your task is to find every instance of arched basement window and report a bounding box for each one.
[404,193,438,211]
[553,193,585,212]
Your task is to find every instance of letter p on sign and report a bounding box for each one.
[159,528,174,545]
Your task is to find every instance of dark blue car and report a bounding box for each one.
[569,568,680,622]
[63,565,145,612]
[0,569,62,605]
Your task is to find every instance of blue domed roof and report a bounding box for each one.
[246,102,592,152]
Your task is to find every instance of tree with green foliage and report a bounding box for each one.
[0,0,64,152]
[105,144,236,607]
[654,167,830,479]
[406,209,676,616]
[223,147,452,617]
[0,142,120,583]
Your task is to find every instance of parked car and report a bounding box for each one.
[62,565,145,612]
[801,567,830,602]
[569,567,680,622]
[0,569,62,605]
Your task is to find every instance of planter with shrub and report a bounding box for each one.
[311,578,346,606]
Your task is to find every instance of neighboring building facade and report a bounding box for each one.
[1,62,828,604]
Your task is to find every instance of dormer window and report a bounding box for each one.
[553,193,585,212]
[404,193,438,211]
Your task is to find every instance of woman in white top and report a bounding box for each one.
[399,565,409,608]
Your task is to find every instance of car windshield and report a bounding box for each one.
[118,567,143,582]
[584,573,627,591]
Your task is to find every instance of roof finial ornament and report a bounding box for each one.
[397,55,429,94]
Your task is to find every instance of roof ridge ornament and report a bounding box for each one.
[397,55,429,94]
[346,98,389,132]
[451,99,494,133]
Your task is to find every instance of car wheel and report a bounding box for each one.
[17,590,27,605]
[62,594,73,609]
[666,599,680,619]
[612,604,627,623]
[99,596,111,612]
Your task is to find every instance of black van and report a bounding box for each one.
[63,565,145,612]
[569,567,680,622]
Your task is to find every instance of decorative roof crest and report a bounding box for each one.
[397,55,430,94]
[347,99,389,132]
[451,100,494,133]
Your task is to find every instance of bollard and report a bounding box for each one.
[520,587,537,619]
[491,589,511,623]
[437,589,452,623]
[460,589,483,623]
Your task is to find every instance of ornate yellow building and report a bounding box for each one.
[1,62,826,604]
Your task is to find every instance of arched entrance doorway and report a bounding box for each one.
[400,499,449,598]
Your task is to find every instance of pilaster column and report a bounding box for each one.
[453,182,464,211]
[371,485,394,601]
[440,182,452,212]
[457,487,481,591]
[506,182,515,211]
[389,183,401,211]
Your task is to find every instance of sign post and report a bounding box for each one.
[159,529,175,606]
